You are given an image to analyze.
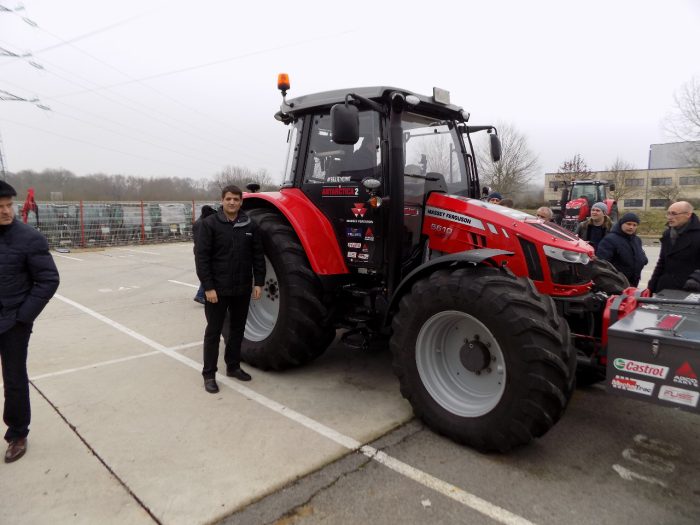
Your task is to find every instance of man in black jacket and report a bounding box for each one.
[195,186,265,393]
[596,212,648,287]
[0,181,59,462]
[649,201,700,294]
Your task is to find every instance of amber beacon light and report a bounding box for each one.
[277,73,290,94]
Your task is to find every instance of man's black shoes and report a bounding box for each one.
[227,367,252,382]
[204,378,219,393]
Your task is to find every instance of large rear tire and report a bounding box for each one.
[591,258,629,294]
[390,267,574,452]
[240,209,335,370]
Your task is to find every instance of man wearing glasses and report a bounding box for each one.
[649,201,700,293]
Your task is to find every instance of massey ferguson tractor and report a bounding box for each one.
[235,76,695,452]
[555,179,618,231]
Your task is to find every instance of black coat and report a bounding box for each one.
[195,210,265,296]
[0,220,60,334]
[596,223,648,287]
[649,213,700,293]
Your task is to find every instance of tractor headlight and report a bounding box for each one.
[543,245,590,265]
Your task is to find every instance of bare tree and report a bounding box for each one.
[663,76,700,167]
[555,154,592,185]
[605,158,637,201]
[651,183,682,206]
[476,122,539,197]
[209,165,276,193]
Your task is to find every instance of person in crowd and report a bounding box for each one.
[596,212,648,287]
[536,206,554,221]
[486,192,503,204]
[192,205,217,304]
[649,201,700,294]
[195,185,265,392]
[499,198,514,208]
[575,202,612,252]
[0,180,59,463]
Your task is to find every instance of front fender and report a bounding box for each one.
[244,189,349,275]
[384,248,513,326]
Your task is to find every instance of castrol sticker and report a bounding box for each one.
[425,206,485,230]
[613,358,669,379]
[658,385,699,407]
[611,375,655,396]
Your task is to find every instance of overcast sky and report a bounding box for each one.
[1,0,698,185]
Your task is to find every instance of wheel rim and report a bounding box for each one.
[245,257,280,341]
[416,310,506,417]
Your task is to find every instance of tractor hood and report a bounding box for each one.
[423,193,594,296]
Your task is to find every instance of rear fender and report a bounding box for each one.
[244,189,349,275]
[384,249,513,326]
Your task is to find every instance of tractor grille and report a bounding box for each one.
[548,258,592,285]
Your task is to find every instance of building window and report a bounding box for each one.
[548,200,559,206]
[624,199,643,207]
[650,199,669,208]
[679,176,700,185]
[651,177,672,186]
[625,178,644,186]
[548,181,561,189]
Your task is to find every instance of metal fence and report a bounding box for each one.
[15,201,218,249]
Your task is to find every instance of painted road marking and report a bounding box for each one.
[168,279,198,288]
[52,293,536,525]
[116,248,160,255]
[52,253,85,261]
[30,351,160,381]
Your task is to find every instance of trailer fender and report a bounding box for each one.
[385,248,513,326]
[243,189,349,275]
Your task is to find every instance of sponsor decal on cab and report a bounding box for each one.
[347,242,361,249]
[322,186,358,197]
[658,385,699,408]
[346,227,363,238]
[673,361,699,388]
[610,375,655,396]
[613,358,669,379]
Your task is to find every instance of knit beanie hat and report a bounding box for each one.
[591,202,608,215]
[487,192,503,201]
[0,180,17,197]
[619,212,640,225]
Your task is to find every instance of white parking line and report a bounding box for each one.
[30,351,160,381]
[116,248,160,255]
[52,292,535,525]
[168,279,199,289]
[52,253,85,261]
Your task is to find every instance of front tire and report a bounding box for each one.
[240,209,335,370]
[390,267,574,452]
[591,258,629,294]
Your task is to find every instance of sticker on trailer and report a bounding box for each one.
[673,362,699,388]
[658,385,699,407]
[611,375,655,396]
[613,358,669,380]
[425,206,485,230]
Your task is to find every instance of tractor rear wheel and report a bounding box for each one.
[239,209,335,370]
[591,258,629,294]
[390,267,574,452]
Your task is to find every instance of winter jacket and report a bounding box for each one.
[195,210,265,296]
[649,213,700,293]
[0,220,60,334]
[596,222,648,287]
[575,215,613,252]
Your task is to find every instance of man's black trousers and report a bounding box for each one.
[202,295,251,378]
[0,322,32,442]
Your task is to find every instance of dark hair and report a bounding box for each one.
[221,185,243,199]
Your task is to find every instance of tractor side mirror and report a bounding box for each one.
[482,186,491,197]
[246,183,261,193]
[331,103,359,145]
[489,133,502,162]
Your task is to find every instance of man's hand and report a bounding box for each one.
[205,289,218,303]
[252,286,262,300]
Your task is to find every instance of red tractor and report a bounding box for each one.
[556,179,618,231]
[238,77,630,452]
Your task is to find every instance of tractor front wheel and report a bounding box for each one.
[390,267,574,452]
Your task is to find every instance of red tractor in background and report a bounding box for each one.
[235,77,636,452]
[555,179,618,231]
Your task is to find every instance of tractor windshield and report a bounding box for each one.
[402,113,470,196]
[571,183,605,203]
